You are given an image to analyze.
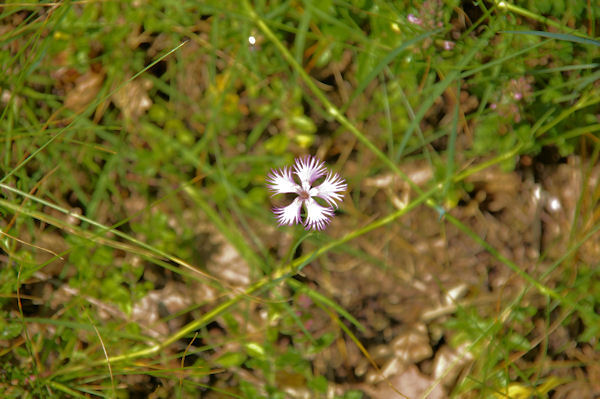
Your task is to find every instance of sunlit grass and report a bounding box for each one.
[1,0,600,397]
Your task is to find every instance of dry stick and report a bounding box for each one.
[180,331,199,390]
[85,310,116,397]
[0,230,64,260]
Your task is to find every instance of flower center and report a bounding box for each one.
[298,189,310,201]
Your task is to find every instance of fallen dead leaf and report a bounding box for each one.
[112,77,153,120]
[432,344,473,389]
[392,323,433,364]
[365,365,446,399]
[131,281,193,337]
[64,70,104,112]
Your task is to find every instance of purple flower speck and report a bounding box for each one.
[407,14,423,25]
[266,156,347,231]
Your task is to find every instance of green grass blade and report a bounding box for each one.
[502,30,600,47]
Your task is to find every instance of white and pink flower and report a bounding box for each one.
[266,156,347,231]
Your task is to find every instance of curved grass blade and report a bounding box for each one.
[502,30,600,47]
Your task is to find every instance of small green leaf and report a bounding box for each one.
[0,321,22,340]
[290,115,316,135]
[342,390,364,399]
[215,351,247,367]
[307,375,328,393]
[244,342,266,360]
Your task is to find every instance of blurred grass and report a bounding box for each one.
[1,0,600,398]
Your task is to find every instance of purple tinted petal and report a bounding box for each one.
[266,166,300,195]
[303,197,334,231]
[293,156,326,188]
[273,197,303,226]
[310,171,347,208]
[407,14,423,25]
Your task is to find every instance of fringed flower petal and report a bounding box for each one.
[266,166,299,195]
[310,171,347,208]
[273,197,303,226]
[293,156,327,188]
[303,197,334,231]
[267,155,346,231]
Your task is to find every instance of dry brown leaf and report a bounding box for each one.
[367,365,446,399]
[204,227,250,287]
[131,281,193,337]
[392,323,433,364]
[112,77,153,120]
[64,70,104,112]
[432,344,472,389]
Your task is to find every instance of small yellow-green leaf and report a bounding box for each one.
[215,351,246,367]
[290,115,316,134]
[244,342,266,359]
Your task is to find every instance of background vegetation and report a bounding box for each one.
[1,0,600,397]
